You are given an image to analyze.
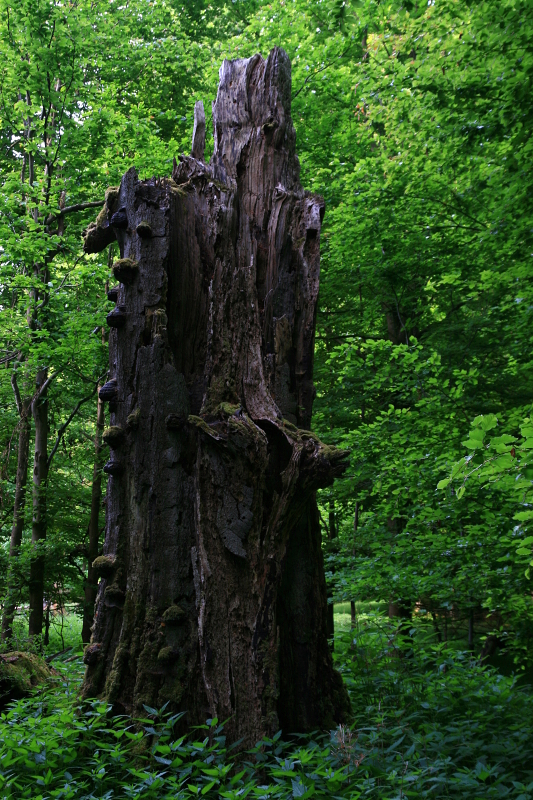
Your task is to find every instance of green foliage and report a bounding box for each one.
[0,656,353,799]
[445,415,533,574]
[334,612,533,797]
[279,0,533,652]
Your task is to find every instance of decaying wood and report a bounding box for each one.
[83,47,349,745]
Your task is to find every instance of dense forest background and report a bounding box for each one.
[2,0,533,796]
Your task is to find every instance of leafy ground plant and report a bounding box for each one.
[334,611,533,798]
[2,612,533,799]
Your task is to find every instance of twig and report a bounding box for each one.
[45,646,73,663]
[47,199,102,221]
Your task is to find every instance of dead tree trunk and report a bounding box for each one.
[82,48,350,744]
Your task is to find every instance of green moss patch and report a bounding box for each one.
[113,258,139,284]
[126,408,141,430]
[103,426,125,448]
[162,605,185,623]
[0,652,58,709]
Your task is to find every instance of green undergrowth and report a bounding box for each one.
[0,609,83,660]
[1,613,533,798]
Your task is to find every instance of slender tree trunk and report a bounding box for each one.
[43,599,51,646]
[82,48,350,744]
[2,105,36,643]
[350,502,358,628]
[431,610,442,642]
[28,369,49,639]
[387,517,411,620]
[2,384,31,641]
[326,499,337,644]
[468,609,474,651]
[82,389,105,643]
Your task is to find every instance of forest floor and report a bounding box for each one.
[1,606,533,798]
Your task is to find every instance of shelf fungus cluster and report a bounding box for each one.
[83,47,350,746]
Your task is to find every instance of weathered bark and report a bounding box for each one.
[82,389,105,644]
[2,378,31,641]
[83,48,350,744]
[28,369,49,638]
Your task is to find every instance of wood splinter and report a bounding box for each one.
[191,100,205,161]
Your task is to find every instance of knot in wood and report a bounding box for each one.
[103,460,123,476]
[102,426,125,448]
[104,585,125,608]
[126,408,140,430]
[162,605,186,624]
[110,207,128,229]
[92,554,117,577]
[136,220,153,238]
[165,412,188,430]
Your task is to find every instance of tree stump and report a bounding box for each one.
[83,47,350,745]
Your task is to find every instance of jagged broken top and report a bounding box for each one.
[207,47,300,191]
